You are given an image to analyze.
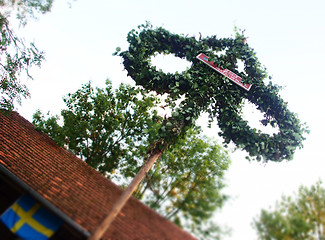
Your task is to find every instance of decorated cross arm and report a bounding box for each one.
[117,23,308,162]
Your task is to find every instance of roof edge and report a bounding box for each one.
[0,164,91,238]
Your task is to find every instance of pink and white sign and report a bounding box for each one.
[196,53,251,91]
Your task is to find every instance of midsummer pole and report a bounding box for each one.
[88,22,306,239]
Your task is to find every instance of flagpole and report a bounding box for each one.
[88,148,165,240]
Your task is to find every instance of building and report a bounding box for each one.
[0,110,196,240]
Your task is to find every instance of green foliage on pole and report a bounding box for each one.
[253,181,325,240]
[116,22,308,162]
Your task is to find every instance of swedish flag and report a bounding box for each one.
[0,194,63,240]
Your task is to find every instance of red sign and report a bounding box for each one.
[196,53,251,91]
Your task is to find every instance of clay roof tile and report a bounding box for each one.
[0,111,196,240]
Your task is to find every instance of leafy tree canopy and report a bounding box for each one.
[253,181,325,240]
[33,80,231,239]
[0,0,56,111]
[0,14,44,111]
[1,0,74,111]
[1,0,54,24]
[135,127,230,240]
[33,80,161,176]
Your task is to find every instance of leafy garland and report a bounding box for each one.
[116,23,308,162]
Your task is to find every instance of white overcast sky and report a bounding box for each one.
[12,0,325,239]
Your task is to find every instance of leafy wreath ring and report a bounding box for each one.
[118,24,307,162]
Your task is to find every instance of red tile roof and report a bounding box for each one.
[0,111,196,240]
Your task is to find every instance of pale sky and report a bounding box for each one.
[13,0,325,239]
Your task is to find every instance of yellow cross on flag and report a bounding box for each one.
[0,194,63,240]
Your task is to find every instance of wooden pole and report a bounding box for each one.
[88,148,165,240]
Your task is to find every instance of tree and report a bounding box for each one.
[1,0,74,111]
[33,80,161,177]
[1,0,54,25]
[135,127,230,240]
[253,181,325,240]
[0,13,44,111]
[0,0,55,111]
[33,80,231,239]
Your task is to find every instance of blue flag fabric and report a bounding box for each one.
[0,194,63,240]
